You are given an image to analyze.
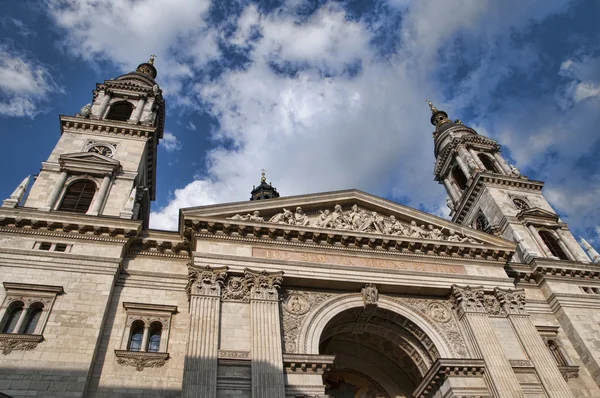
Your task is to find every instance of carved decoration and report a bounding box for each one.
[221,276,250,302]
[186,264,228,297]
[227,204,482,244]
[558,365,580,381]
[393,297,468,358]
[114,350,169,371]
[218,350,250,359]
[245,268,283,301]
[451,285,486,316]
[280,290,332,353]
[494,288,526,315]
[482,295,503,316]
[509,360,532,367]
[361,284,378,307]
[0,334,43,355]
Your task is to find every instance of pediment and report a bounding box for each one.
[59,152,121,176]
[181,190,515,251]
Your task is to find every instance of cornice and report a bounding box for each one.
[0,208,142,242]
[3,282,64,295]
[507,259,600,285]
[122,302,177,313]
[413,358,488,398]
[452,173,545,224]
[60,115,157,140]
[188,219,513,263]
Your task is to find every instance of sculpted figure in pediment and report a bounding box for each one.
[294,207,310,226]
[269,208,294,225]
[331,205,351,230]
[386,215,406,236]
[428,224,444,240]
[227,210,264,222]
[315,209,332,228]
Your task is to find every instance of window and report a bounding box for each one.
[452,166,468,191]
[58,180,96,213]
[512,198,530,210]
[115,302,176,370]
[477,153,500,173]
[54,244,68,252]
[38,242,52,251]
[539,230,570,260]
[105,101,133,121]
[0,283,63,355]
[475,212,491,234]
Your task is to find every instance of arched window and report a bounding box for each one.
[128,320,145,352]
[147,321,162,352]
[23,303,44,334]
[475,212,491,234]
[105,101,133,121]
[478,153,500,173]
[539,230,569,260]
[1,301,24,333]
[452,166,467,191]
[547,340,568,366]
[58,180,96,213]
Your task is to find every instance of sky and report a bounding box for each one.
[1,0,599,247]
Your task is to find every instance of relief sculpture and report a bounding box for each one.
[280,290,332,353]
[227,204,483,244]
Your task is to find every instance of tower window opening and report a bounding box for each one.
[23,303,44,334]
[58,180,96,213]
[475,212,491,234]
[1,301,24,333]
[512,198,530,210]
[147,321,162,352]
[105,101,134,121]
[452,166,468,191]
[539,230,569,260]
[478,153,500,173]
[547,339,568,366]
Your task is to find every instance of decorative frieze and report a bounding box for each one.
[0,334,43,355]
[185,264,228,297]
[114,350,169,371]
[218,350,250,359]
[245,268,283,301]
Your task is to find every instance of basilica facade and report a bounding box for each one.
[1,59,600,398]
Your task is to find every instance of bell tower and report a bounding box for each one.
[428,101,591,263]
[15,57,164,227]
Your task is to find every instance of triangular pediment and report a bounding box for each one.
[59,152,121,176]
[181,189,515,251]
[517,207,560,223]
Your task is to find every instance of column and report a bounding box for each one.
[140,324,150,352]
[98,90,112,118]
[556,229,586,262]
[41,171,68,211]
[14,307,30,334]
[493,152,512,174]
[495,288,575,398]
[182,265,228,398]
[528,224,555,258]
[245,269,285,398]
[468,148,486,170]
[455,155,471,179]
[451,285,524,398]
[87,174,111,216]
[130,95,147,123]
[443,178,460,202]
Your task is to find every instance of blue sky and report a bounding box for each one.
[1,0,599,246]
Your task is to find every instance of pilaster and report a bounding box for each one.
[245,268,285,398]
[182,264,228,398]
[495,288,575,398]
[451,285,524,398]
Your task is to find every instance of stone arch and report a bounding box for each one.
[298,293,453,359]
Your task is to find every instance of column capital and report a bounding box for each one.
[244,268,283,301]
[494,288,527,315]
[186,263,228,297]
[451,285,486,317]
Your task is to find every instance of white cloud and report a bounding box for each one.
[187,121,197,131]
[42,0,594,233]
[0,45,60,118]
[161,132,182,152]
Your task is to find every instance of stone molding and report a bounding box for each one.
[451,285,486,317]
[245,268,283,301]
[558,365,579,381]
[191,226,512,263]
[509,359,533,367]
[282,353,335,374]
[413,358,489,398]
[218,350,250,360]
[3,282,64,295]
[186,264,228,297]
[58,152,121,177]
[0,333,43,355]
[127,238,191,258]
[60,115,157,139]
[494,287,527,315]
[114,350,169,371]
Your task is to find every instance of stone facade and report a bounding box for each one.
[1,67,600,398]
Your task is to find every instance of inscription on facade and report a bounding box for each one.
[253,248,466,275]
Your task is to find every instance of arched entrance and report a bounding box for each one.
[319,306,438,397]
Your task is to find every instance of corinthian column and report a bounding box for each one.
[495,288,575,398]
[451,285,524,398]
[245,268,285,398]
[182,264,228,398]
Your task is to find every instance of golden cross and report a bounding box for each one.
[149,54,157,64]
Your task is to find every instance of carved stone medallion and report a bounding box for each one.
[428,302,451,323]
[284,294,310,315]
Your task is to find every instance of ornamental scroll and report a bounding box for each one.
[227,204,482,244]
